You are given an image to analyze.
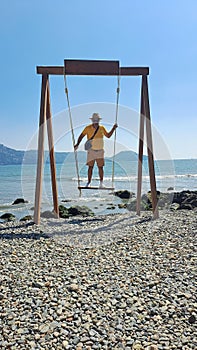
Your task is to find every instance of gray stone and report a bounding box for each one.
[188,314,196,324]
[41,210,58,218]
[170,203,180,211]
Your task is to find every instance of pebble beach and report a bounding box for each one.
[0,209,196,349]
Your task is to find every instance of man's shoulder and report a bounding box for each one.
[82,124,92,132]
[86,124,93,129]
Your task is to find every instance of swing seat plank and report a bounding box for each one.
[78,186,114,191]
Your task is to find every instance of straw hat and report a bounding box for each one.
[90,113,102,122]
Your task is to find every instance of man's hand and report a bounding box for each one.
[113,123,118,130]
[74,133,84,151]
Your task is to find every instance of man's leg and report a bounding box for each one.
[96,150,105,187]
[98,166,104,182]
[86,150,95,186]
[88,166,94,184]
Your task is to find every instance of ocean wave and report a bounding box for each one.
[71,173,197,182]
[0,204,13,210]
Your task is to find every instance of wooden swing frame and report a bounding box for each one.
[34,59,159,225]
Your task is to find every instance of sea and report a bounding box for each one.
[0,158,196,221]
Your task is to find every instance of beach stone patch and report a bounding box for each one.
[0,210,196,349]
[12,198,28,205]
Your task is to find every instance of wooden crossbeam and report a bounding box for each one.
[120,67,149,76]
[64,59,119,76]
[36,66,149,76]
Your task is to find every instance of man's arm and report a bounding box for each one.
[74,133,85,151]
[105,124,118,138]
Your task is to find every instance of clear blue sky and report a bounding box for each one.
[0,0,197,159]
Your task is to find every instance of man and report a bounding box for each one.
[74,113,118,187]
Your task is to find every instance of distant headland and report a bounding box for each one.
[0,144,146,165]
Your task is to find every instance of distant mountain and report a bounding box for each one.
[0,144,25,165]
[0,144,64,165]
[0,144,146,165]
[0,145,87,165]
[110,150,138,162]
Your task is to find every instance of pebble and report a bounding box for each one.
[62,340,69,348]
[0,209,196,348]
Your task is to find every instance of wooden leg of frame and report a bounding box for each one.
[143,75,159,219]
[34,74,48,225]
[136,78,145,215]
[46,80,59,218]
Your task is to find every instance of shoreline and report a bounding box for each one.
[1,189,197,223]
[0,209,196,348]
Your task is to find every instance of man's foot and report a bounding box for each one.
[99,182,105,188]
[86,182,91,187]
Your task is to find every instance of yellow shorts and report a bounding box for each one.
[87,149,105,167]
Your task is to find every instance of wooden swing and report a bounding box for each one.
[63,60,120,193]
[34,59,159,225]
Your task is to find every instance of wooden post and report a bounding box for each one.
[46,79,59,218]
[136,77,145,215]
[142,75,159,219]
[34,74,48,224]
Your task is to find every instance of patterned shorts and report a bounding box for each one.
[87,149,105,167]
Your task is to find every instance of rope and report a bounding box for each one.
[111,70,120,188]
[64,66,120,193]
[63,73,81,195]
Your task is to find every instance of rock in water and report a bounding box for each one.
[20,215,32,221]
[114,190,134,199]
[68,205,94,217]
[0,213,16,221]
[59,205,94,218]
[12,198,28,205]
[59,205,69,219]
